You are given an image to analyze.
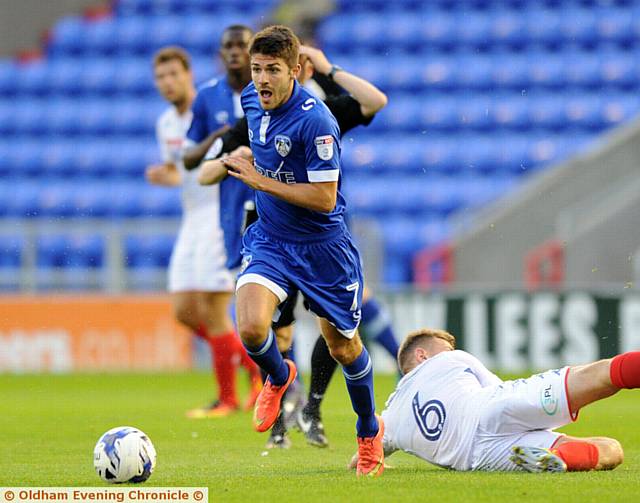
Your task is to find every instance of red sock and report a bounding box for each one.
[208,332,239,407]
[553,441,599,471]
[194,324,209,341]
[610,351,640,389]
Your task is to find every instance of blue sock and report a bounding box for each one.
[361,299,399,361]
[244,331,289,386]
[343,347,378,438]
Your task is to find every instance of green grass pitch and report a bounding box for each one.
[1,372,639,502]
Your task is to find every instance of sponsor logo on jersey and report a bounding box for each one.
[540,383,559,415]
[248,129,254,142]
[412,393,446,441]
[314,135,334,161]
[301,97,316,111]
[215,110,229,124]
[274,135,292,157]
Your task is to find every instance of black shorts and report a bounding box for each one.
[272,290,299,329]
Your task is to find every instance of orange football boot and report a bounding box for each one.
[253,360,297,432]
[356,415,385,478]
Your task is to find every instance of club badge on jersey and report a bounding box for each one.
[275,135,292,157]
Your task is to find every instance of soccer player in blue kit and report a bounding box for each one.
[221,25,385,477]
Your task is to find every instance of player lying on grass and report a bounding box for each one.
[349,328,634,473]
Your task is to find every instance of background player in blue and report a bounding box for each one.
[181,24,262,419]
[221,25,385,477]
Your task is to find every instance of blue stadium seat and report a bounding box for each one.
[72,186,111,217]
[420,138,461,175]
[561,9,599,47]
[564,52,601,89]
[139,186,181,217]
[37,184,77,218]
[125,234,174,267]
[420,57,456,90]
[83,18,119,54]
[601,94,640,128]
[596,8,634,44]
[599,52,637,89]
[458,95,494,131]
[524,9,563,47]
[419,11,456,49]
[13,101,47,136]
[0,235,23,269]
[418,97,459,131]
[49,16,85,55]
[109,183,146,217]
[76,60,118,95]
[455,54,493,90]
[0,61,17,96]
[490,10,526,48]
[15,62,50,96]
[456,12,492,49]
[528,53,566,89]
[49,59,85,95]
[564,94,605,131]
[41,142,78,178]
[491,55,529,90]
[529,95,568,131]
[492,95,530,131]
[5,183,40,217]
[5,141,44,178]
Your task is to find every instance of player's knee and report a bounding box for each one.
[174,304,199,331]
[237,319,270,347]
[327,341,358,365]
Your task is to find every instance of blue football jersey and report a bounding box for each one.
[242,80,346,239]
[187,76,253,269]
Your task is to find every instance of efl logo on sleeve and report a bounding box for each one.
[314,135,334,161]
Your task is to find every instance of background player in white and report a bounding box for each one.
[348,328,636,473]
[146,46,257,418]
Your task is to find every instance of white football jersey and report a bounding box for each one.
[381,350,503,471]
[155,106,220,214]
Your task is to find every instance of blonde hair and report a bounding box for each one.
[397,328,456,375]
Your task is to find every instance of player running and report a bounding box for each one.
[220,25,385,477]
[148,42,260,419]
[197,43,395,449]
[348,328,631,473]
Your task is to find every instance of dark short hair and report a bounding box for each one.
[249,25,300,69]
[223,24,253,37]
[153,46,190,70]
[397,328,456,375]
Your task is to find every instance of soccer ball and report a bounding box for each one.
[93,426,156,483]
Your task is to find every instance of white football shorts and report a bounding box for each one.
[470,367,577,471]
[168,207,235,293]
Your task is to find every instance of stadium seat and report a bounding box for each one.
[0,61,17,96]
[48,16,86,55]
[125,234,174,267]
[0,235,24,269]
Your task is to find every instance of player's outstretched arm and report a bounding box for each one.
[300,45,387,117]
[182,125,230,170]
[145,163,181,186]
[199,146,253,186]
[223,156,337,213]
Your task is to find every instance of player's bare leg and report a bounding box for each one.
[201,291,262,411]
[320,319,384,477]
[236,283,297,432]
[515,352,640,471]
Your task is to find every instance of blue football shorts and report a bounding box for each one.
[236,223,364,338]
